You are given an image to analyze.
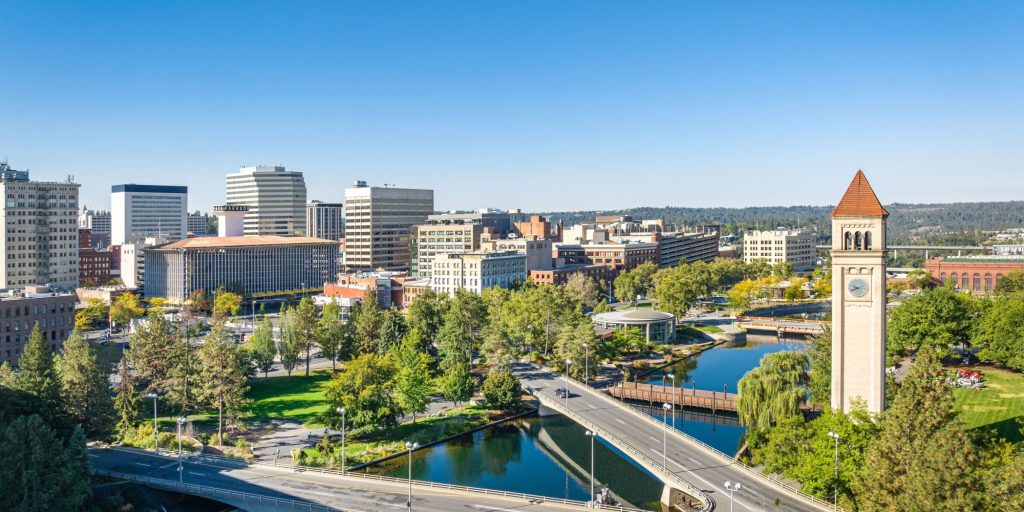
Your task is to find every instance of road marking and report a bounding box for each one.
[134,462,151,467]
[649,448,755,511]
[647,435,658,442]
[472,506,526,512]
[188,471,205,476]
[88,454,99,458]
[615,418,626,425]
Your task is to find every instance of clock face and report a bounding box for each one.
[848,278,869,298]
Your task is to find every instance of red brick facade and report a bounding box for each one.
[924,257,1024,294]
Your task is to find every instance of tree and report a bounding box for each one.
[377,309,408,354]
[110,291,144,335]
[437,307,472,372]
[439,362,474,408]
[317,301,349,370]
[736,351,809,431]
[391,334,434,423]
[353,288,382,354]
[482,368,521,410]
[247,316,277,378]
[114,357,138,439]
[783,276,808,301]
[55,330,115,438]
[974,293,1024,371]
[853,346,983,511]
[0,415,91,512]
[993,270,1024,294]
[565,272,601,309]
[592,299,612,313]
[324,353,400,430]
[906,269,933,289]
[213,290,243,319]
[185,288,212,316]
[125,313,176,395]
[806,326,832,404]
[14,323,62,419]
[654,265,705,317]
[613,261,659,303]
[406,290,450,345]
[292,298,320,376]
[481,325,518,370]
[276,309,303,377]
[197,323,249,445]
[811,266,832,297]
[554,320,598,380]
[887,284,975,357]
[74,298,109,331]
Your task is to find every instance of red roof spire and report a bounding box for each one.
[832,170,889,217]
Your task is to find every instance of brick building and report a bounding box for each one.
[0,286,77,366]
[79,229,112,285]
[553,242,659,273]
[924,256,1024,294]
[529,264,607,286]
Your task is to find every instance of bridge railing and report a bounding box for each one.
[555,367,838,512]
[525,386,714,512]
[102,446,647,512]
[94,468,340,511]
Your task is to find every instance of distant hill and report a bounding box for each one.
[539,201,1024,245]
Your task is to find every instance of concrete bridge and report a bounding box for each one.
[735,316,828,336]
[90,446,642,512]
[512,363,833,512]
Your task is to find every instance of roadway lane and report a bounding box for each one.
[512,363,827,512]
[90,448,613,512]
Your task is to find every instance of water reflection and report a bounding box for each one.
[366,415,667,510]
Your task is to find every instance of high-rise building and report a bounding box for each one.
[344,181,433,271]
[742,229,817,273]
[306,200,345,241]
[430,251,527,296]
[225,166,307,236]
[111,184,188,245]
[78,208,111,247]
[187,211,211,236]
[410,210,512,278]
[0,163,80,291]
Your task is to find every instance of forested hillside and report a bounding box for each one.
[542,201,1024,244]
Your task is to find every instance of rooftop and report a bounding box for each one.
[153,236,338,250]
[937,255,1024,264]
[592,309,675,323]
[832,170,889,217]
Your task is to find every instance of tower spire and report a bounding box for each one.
[832,170,888,217]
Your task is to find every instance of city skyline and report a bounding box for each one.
[3,1,1023,212]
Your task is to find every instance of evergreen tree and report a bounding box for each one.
[437,307,471,372]
[114,357,138,439]
[480,325,518,370]
[167,325,199,414]
[853,346,983,511]
[248,316,277,377]
[55,330,116,438]
[0,361,14,387]
[406,290,450,346]
[14,323,62,419]
[353,288,383,354]
[0,415,90,512]
[377,309,408,354]
[553,319,598,381]
[197,323,249,445]
[63,425,92,505]
[391,334,433,423]
[124,313,176,395]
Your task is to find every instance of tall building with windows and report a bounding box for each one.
[430,251,526,296]
[78,207,111,248]
[344,181,433,271]
[410,211,512,278]
[306,200,345,241]
[187,211,211,236]
[111,184,188,245]
[0,163,80,291]
[742,229,817,272]
[226,166,307,236]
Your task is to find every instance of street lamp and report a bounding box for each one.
[582,343,589,384]
[828,431,840,510]
[724,481,742,512]
[405,441,420,511]
[176,416,187,483]
[667,372,676,428]
[337,407,347,474]
[585,430,598,505]
[564,359,572,411]
[661,402,671,469]
[146,392,159,451]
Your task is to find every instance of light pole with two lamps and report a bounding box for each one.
[564,359,572,410]
[828,430,841,510]
[405,441,420,511]
[337,407,347,474]
[582,343,589,384]
[666,372,676,428]
[146,392,159,451]
[585,430,598,505]
[724,481,742,512]
[661,402,671,468]
[176,416,187,483]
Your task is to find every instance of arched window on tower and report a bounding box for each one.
[864,231,873,250]
[854,232,862,250]
[844,232,853,250]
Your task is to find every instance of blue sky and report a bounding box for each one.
[2,1,1022,212]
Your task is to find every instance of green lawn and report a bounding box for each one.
[952,367,1024,443]
[695,324,724,333]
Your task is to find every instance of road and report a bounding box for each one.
[512,363,827,512]
[91,447,615,512]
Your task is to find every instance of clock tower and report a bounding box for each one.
[831,170,888,413]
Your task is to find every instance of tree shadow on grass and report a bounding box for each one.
[970,416,1024,445]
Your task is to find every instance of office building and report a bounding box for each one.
[553,242,659,273]
[306,200,345,241]
[480,236,553,271]
[120,236,167,290]
[188,211,211,237]
[430,251,526,296]
[226,166,307,236]
[0,286,77,366]
[410,210,511,278]
[513,215,561,240]
[344,181,433,271]
[111,184,188,245]
[0,163,80,291]
[78,208,111,248]
[78,229,112,285]
[743,229,817,273]
[143,236,338,301]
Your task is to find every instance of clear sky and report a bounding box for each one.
[2,1,1022,213]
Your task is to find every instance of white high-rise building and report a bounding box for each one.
[742,229,817,273]
[344,181,433,271]
[430,251,527,296]
[0,163,80,291]
[306,200,345,241]
[111,184,188,245]
[226,166,307,236]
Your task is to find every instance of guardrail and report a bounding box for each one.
[100,447,646,512]
[527,386,715,512]
[94,469,339,511]
[550,368,839,512]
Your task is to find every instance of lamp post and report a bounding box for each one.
[661,402,671,469]
[564,359,572,411]
[146,392,159,451]
[667,372,676,428]
[337,407,347,474]
[176,416,187,483]
[405,441,420,511]
[582,343,589,384]
[585,430,598,505]
[724,481,742,512]
[828,431,840,510]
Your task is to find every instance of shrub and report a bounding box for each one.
[482,369,522,411]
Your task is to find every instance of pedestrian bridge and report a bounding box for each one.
[735,316,828,336]
[513,363,833,512]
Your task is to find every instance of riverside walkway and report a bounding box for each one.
[90,446,641,512]
[512,362,832,512]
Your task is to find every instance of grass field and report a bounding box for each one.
[695,324,724,333]
[952,367,1024,444]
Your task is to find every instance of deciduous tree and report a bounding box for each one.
[887,284,974,357]
[439,361,474,408]
[973,293,1024,371]
[482,368,521,411]
[276,309,303,377]
[324,353,400,430]
[737,351,809,431]
[247,316,277,377]
[392,334,434,423]
[213,290,243,319]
